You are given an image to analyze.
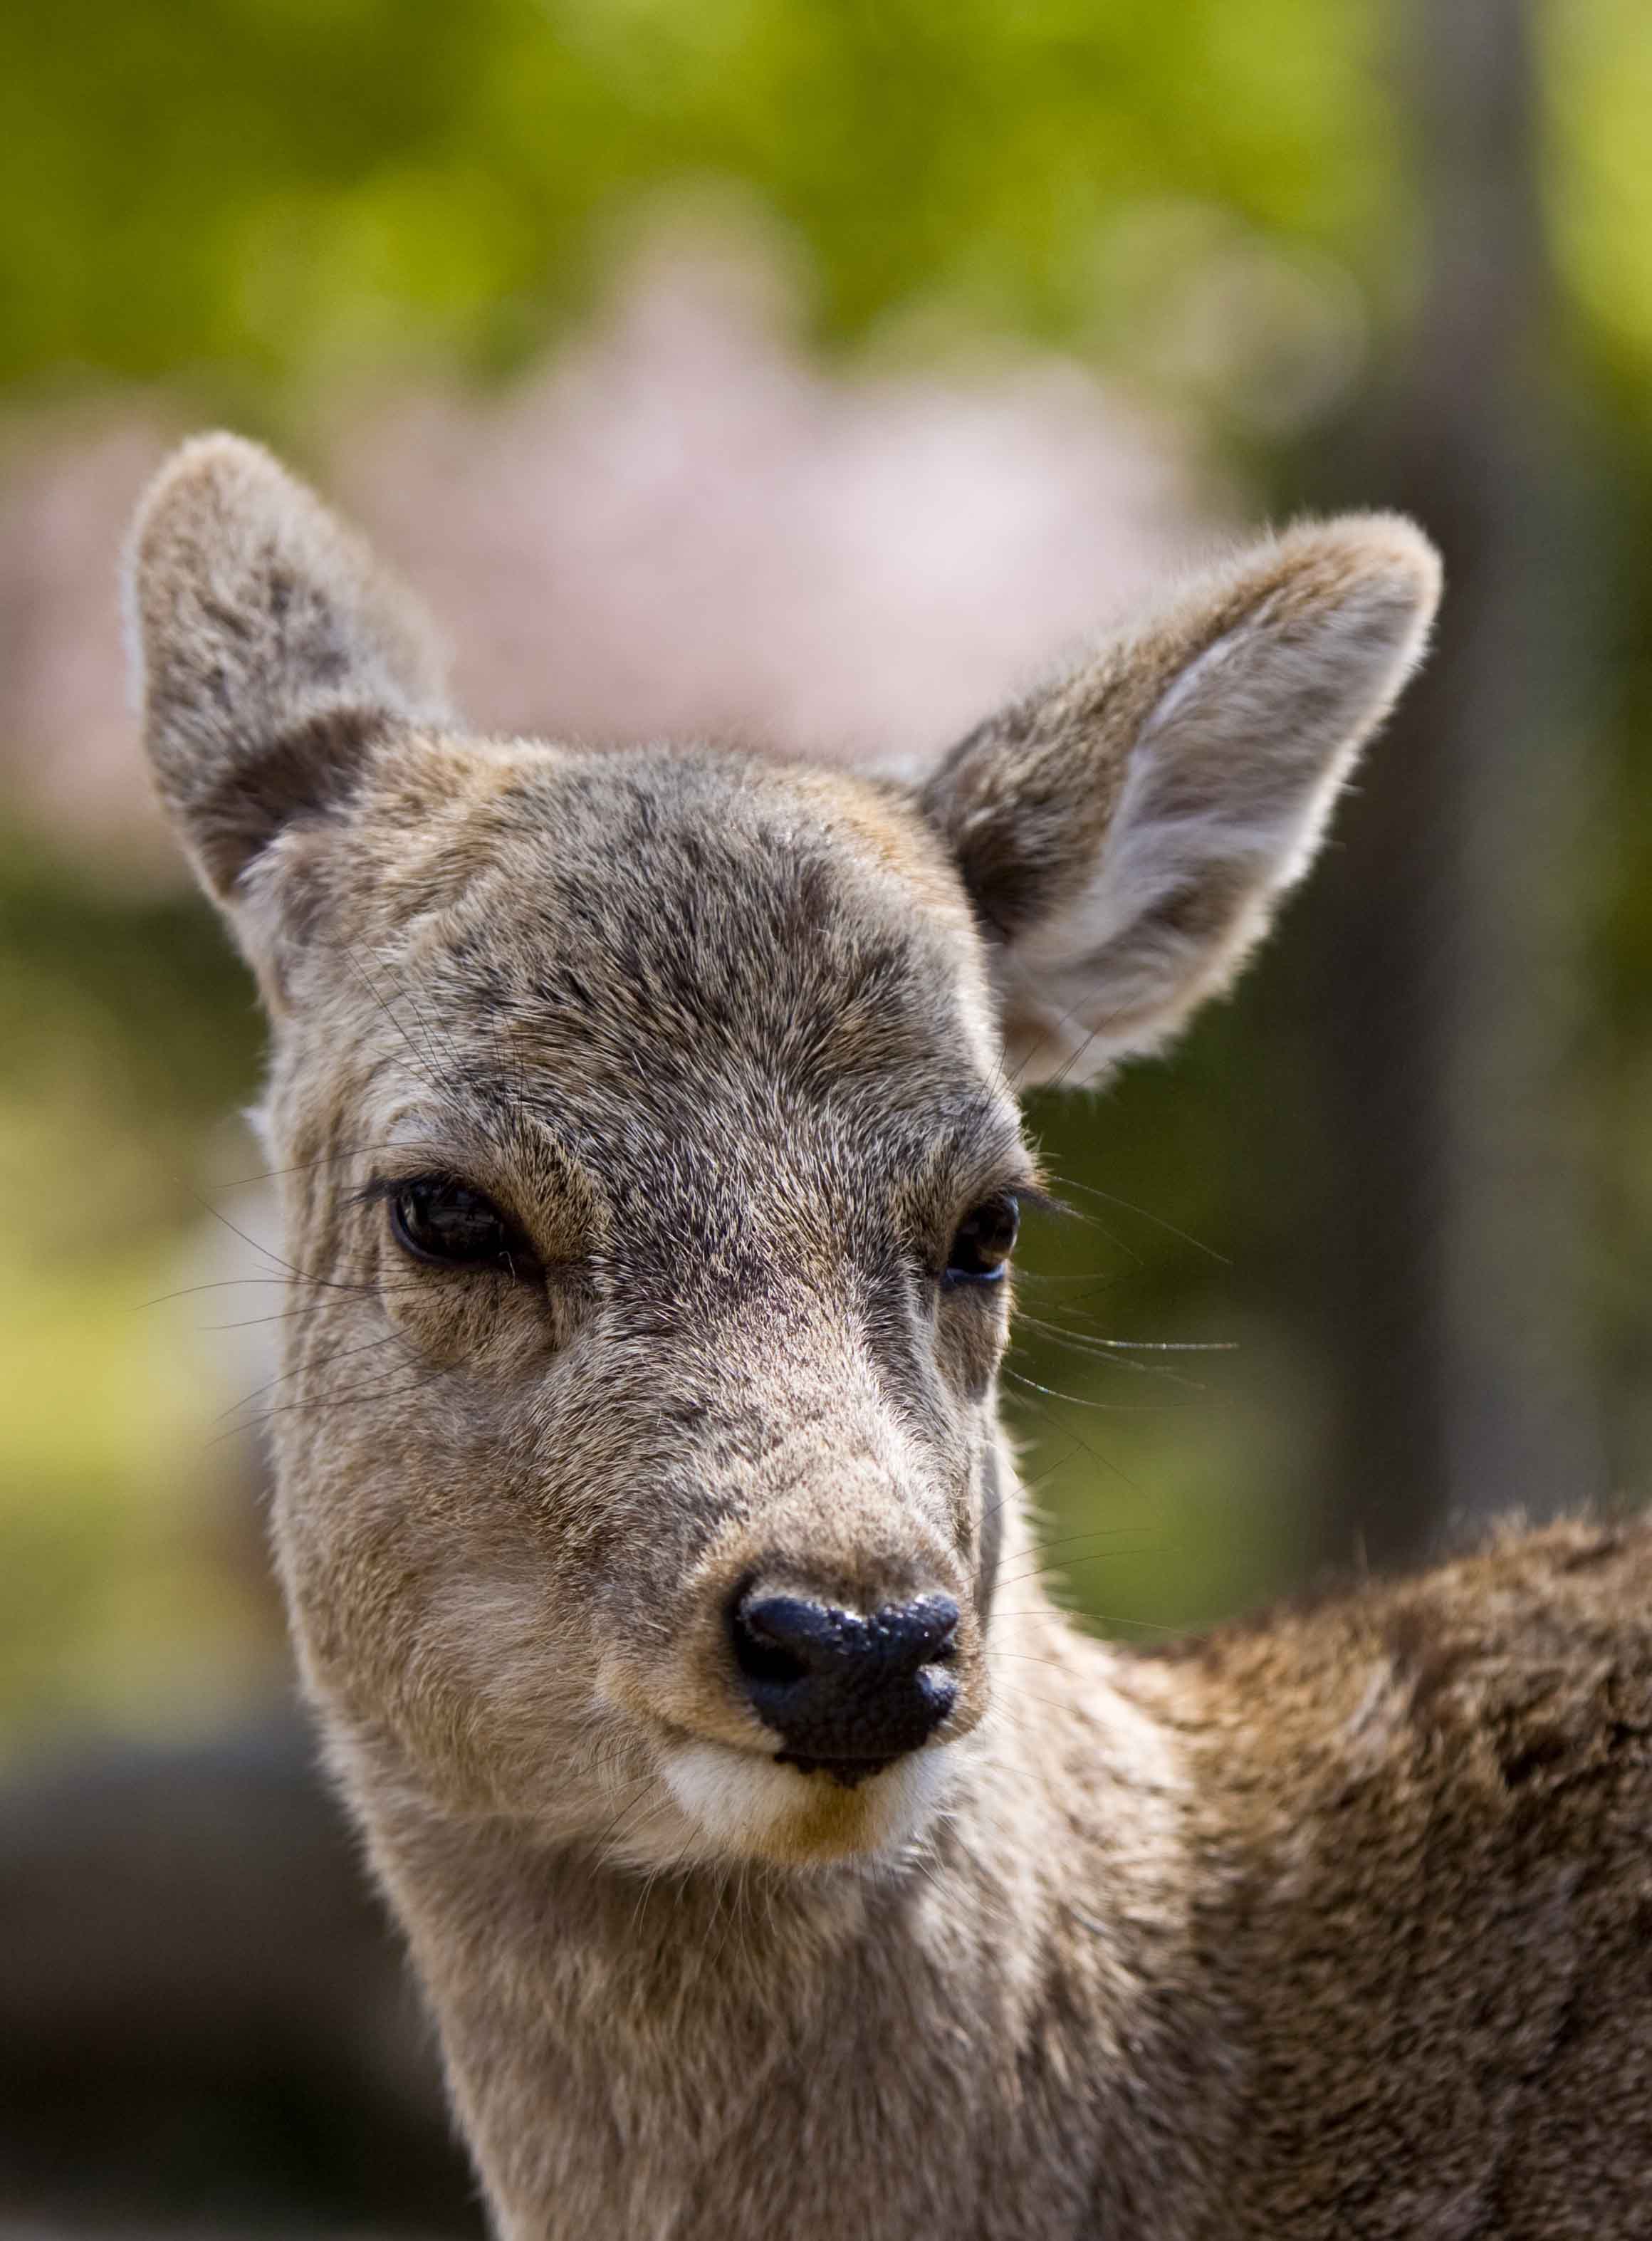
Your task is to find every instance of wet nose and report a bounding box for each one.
[731,1588,960,1772]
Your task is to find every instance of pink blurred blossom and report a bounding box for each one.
[0,226,1215,874]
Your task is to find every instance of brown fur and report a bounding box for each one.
[123,435,1652,2237]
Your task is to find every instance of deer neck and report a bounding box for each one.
[332,1582,1197,2237]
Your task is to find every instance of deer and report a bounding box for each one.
[125,433,1652,2240]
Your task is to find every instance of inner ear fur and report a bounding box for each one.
[921,513,1442,1085]
[125,433,452,901]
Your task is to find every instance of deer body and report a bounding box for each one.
[126,437,1652,2237]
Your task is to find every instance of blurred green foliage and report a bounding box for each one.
[2,0,1397,405]
[0,852,276,1750]
[4,1,1649,421]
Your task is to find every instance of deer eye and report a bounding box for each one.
[944,1194,1019,1285]
[387,1177,534,1275]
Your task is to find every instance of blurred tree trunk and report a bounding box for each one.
[1289,0,1607,1565]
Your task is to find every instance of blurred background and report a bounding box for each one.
[4,0,1651,2227]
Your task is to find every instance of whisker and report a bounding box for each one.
[998,1547,1181,1602]
[1005,993,1096,1093]
[1018,1317,1235,1355]
[996,1546,1164,1595]
[1045,1174,1230,1265]
[1016,1268,1129,1289]
[1024,1199,1144,1265]
[1003,1367,1171,1416]
[138,1274,385,1309]
[342,950,450,1100]
[214,1142,405,1189]
[197,1288,425,1332]
[209,1367,459,1444]
[1000,1391,1150,1498]
[993,1608,1181,1635]
[214,1330,410,1426]
[988,1684,1073,1716]
[380,948,471,1085]
[173,1183,393,1301]
[1014,1322,1217,1396]
[998,1522,1156,1572]
[594,1774,662,1856]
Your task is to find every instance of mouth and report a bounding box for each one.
[654,1734,955,1866]
[774,1749,899,1788]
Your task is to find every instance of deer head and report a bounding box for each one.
[127,436,1438,1870]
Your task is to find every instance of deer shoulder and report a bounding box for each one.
[1125,1517,1652,2235]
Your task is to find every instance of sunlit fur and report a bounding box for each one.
[125,436,1652,2240]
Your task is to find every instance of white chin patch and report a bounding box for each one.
[659,1739,953,1866]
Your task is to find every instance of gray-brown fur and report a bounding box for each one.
[125,434,1652,2237]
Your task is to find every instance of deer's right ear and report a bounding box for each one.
[125,434,451,907]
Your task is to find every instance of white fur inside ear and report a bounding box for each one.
[998,530,1441,1081]
[1137,612,1253,735]
[1013,666,1358,1052]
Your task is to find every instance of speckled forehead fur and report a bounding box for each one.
[272,729,1004,1165]
[125,439,1652,2240]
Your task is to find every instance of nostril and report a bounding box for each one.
[867,1593,960,1677]
[731,1596,814,1688]
[904,1597,961,1667]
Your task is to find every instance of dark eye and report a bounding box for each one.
[944,1193,1020,1285]
[387,1176,533,1275]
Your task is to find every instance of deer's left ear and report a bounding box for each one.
[921,515,1441,1085]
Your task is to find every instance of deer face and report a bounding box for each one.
[256,741,1028,1869]
[127,437,1438,1869]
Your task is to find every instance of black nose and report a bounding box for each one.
[731,1589,960,1772]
